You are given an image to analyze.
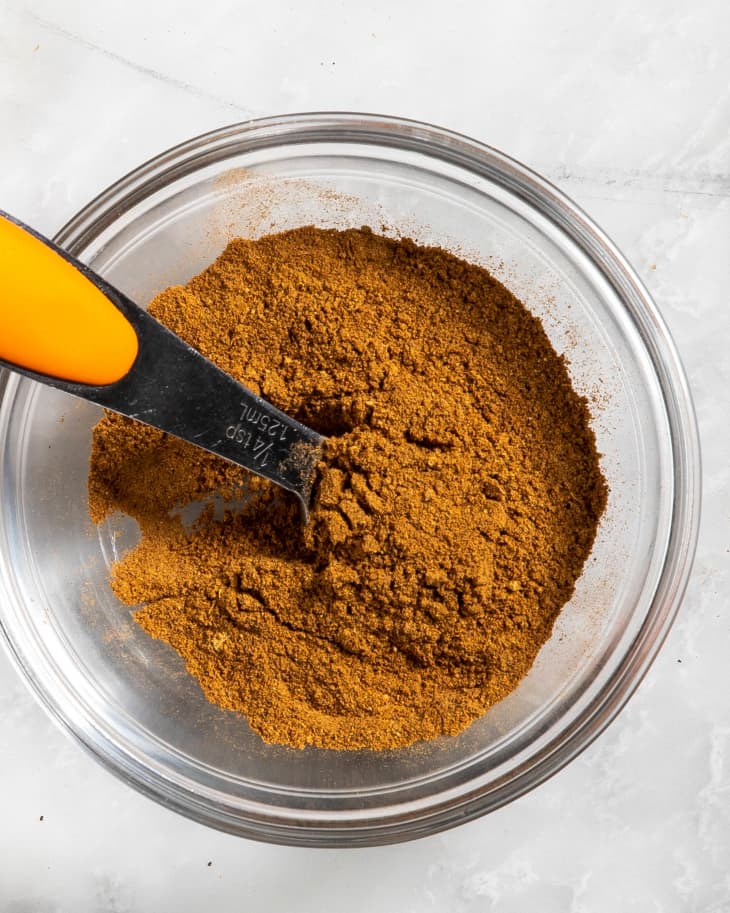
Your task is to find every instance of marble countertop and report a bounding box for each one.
[2,0,729,909]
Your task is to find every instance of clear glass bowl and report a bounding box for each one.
[0,114,700,846]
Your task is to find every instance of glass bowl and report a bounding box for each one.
[0,113,700,846]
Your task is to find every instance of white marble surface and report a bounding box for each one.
[1,0,729,909]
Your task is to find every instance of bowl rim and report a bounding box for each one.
[0,112,701,846]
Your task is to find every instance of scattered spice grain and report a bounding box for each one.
[88,226,607,750]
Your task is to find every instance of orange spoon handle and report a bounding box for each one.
[0,212,139,386]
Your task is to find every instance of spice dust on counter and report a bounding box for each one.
[88,227,607,751]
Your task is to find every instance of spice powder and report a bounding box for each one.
[88,226,607,751]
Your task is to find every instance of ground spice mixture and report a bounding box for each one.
[88,226,607,751]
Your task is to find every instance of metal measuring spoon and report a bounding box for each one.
[0,211,324,519]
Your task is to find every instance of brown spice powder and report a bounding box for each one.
[88,226,607,751]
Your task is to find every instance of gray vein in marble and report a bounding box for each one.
[11,7,255,115]
[542,165,730,199]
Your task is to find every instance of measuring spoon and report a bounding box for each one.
[0,211,324,519]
